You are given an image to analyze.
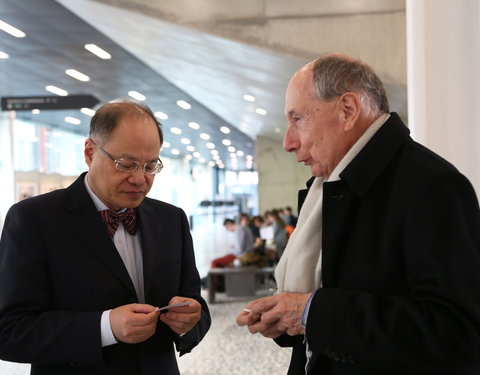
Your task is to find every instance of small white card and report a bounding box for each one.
[156,301,191,313]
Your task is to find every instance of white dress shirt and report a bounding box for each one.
[84,175,145,347]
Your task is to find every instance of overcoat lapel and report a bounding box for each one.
[63,174,137,299]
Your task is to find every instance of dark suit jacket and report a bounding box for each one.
[0,173,211,375]
[277,113,480,374]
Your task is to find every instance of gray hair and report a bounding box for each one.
[89,99,163,146]
[312,55,390,116]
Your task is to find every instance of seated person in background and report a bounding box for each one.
[210,217,254,269]
[238,214,268,267]
[264,210,288,264]
[282,206,298,227]
[250,215,266,256]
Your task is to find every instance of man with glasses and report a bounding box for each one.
[0,99,210,374]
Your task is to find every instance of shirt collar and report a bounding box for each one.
[328,113,390,182]
[84,173,123,212]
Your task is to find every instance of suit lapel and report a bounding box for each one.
[63,174,137,298]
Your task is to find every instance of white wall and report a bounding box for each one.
[256,135,311,214]
[407,0,480,196]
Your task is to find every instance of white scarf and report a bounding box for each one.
[275,177,324,293]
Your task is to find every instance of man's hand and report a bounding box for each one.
[110,304,159,344]
[236,292,312,338]
[159,296,202,335]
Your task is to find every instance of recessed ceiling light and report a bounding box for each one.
[84,44,111,59]
[246,155,254,160]
[186,145,195,152]
[176,100,191,110]
[256,108,267,115]
[0,50,9,59]
[222,139,231,146]
[45,85,68,96]
[220,126,230,134]
[210,149,219,155]
[227,146,236,153]
[230,153,237,159]
[199,157,206,163]
[243,94,256,102]
[155,111,168,120]
[65,69,90,82]
[80,108,96,117]
[193,152,201,158]
[237,150,244,156]
[162,141,171,148]
[0,20,26,38]
[208,161,215,167]
[185,154,193,160]
[181,138,191,145]
[65,116,81,125]
[212,155,220,160]
[206,142,215,149]
[170,127,182,135]
[31,109,40,115]
[171,149,180,155]
[199,133,210,140]
[188,122,200,130]
[128,91,146,101]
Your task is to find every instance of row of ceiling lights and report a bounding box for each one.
[1,18,258,170]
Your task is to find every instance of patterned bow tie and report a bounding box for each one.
[100,208,138,237]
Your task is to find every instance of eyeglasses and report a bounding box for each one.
[92,141,163,175]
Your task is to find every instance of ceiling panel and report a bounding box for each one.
[0,0,255,170]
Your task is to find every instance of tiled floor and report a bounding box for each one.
[1,212,291,374]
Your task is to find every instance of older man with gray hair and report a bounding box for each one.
[237,54,480,374]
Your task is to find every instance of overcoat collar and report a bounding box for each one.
[299,112,411,206]
[339,112,410,197]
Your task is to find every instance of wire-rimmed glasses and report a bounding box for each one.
[92,140,163,175]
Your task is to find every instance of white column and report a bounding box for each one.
[407,0,480,195]
[0,111,16,232]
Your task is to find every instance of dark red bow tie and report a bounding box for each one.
[100,208,138,237]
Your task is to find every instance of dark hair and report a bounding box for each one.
[266,210,286,228]
[223,219,235,226]
[312,55,390,115]
[239,213,250,223]
[252,215,265,224]
[89,99,163,146]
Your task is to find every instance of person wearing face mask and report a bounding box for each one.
[236,54,480,375]
[0,99,210,375]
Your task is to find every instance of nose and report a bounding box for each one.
[127,166,148,186]
[283,125,299,153]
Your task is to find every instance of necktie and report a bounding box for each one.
[100,208,138,237]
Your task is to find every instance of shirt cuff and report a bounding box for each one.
[101,309,118,347]
[301,291,317,328]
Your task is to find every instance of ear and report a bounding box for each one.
[338,93,360,131]
[84,138,95,166]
